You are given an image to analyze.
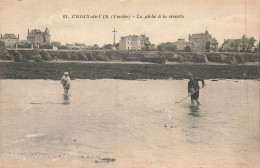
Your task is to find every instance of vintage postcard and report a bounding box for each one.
[0,0,259,167]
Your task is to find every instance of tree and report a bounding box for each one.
[0,41,5,50]
[241,35,248,52]
[140,35,151,50]
[157,42,177,52]
[93,44,99,50]
[184,45,192,52]
[240,35,256,52]
[13,51,23,62]
[254,42,260,53]
[248,37,256,50]
[0,49,12,60]
[74,43,86,47]
[59,45,71,50]
[0,42,12,60]
[205,41,211,52]
[164,42,176,51]
[51,41,61,48]
[115,43,119,49]
[40,43,52,49]
[102,44,113,50]
[18,40,31,48]
[157,45,163,51]
[149,44,157,51]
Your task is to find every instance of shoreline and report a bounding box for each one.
[0,62,259,80]
[1,59,259,66]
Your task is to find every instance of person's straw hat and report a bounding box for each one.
[187,72,193,77]
[64,72,69,75]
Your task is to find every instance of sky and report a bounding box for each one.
[0,0,259,46]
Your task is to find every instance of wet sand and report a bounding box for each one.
[0,79,259,168]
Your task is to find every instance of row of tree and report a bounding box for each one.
[158,36,258,53]
[2,35,259,52]
[219,36,257,52]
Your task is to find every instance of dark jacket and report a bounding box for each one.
[188,78,205,93]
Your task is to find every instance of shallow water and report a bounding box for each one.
[0,79,259,168]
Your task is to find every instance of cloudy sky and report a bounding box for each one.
[0,0,259,46]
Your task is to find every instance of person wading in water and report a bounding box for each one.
[61,72,70,95]
[187,73,205,105]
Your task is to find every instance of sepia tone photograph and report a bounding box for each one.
[0,0,259,167]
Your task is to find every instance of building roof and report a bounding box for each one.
[121,35,140,41]
[1,34,18,39]
[189,30,212,39]
[28,28,50,37]
[45,27,50,35]
[128,35,139,41]
[28,29,41,37]
[189,33,212,39]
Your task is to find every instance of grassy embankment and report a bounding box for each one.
[0,62,259,80]
[0,49,258,80]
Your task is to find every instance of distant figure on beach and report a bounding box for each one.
[187,73,205,105]
[61,72,70,95]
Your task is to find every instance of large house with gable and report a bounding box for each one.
[189,30,218,52]
[27,27,50,47]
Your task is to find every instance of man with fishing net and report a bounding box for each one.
[187,73,205,105]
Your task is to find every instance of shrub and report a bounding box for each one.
[85,51,94,61]
[34,54,44,62]
[39,50,52,60]
[223,56,232,64]
[140,56,166,64]
[0,49,12,60]
[192,54,205,63]
[70,52,79,60]
[178,53,205,63]
[13,51,23,62]
[40,43,53,49]
[124,56,140,61]
[58,45,71,50]
[184,46,192,52]
[77,53,88,60]
[161,52,174,60]
[60,51,71,60]
[48,51,60,58]
[18,40,31,48]
[167,56,182,62]
[93,52,109,61]
[139,53,166,64]
[19,50,40,60]
[243,53,259,62]
[206,53,224,63]
[0,41,6,50]
[105,51,124,60]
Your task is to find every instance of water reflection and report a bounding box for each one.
[62,94,70,105]
[188,105,200,117]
